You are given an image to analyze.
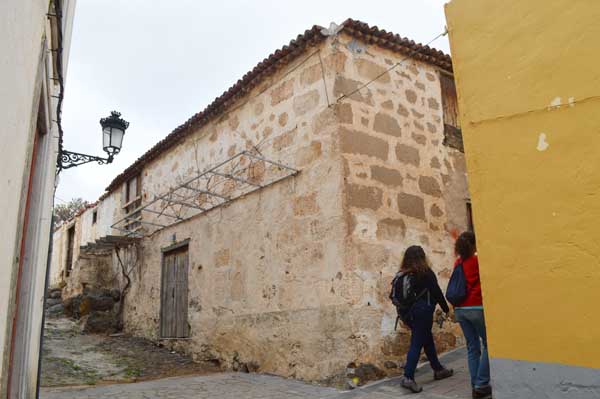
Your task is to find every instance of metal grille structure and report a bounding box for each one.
[111,150,299,237]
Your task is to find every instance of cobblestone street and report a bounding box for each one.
[41,348,473,399]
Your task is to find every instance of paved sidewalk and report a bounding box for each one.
[339,347,472,398]
[41,347,473,399]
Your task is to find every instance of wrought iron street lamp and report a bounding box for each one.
[58,111,129,171]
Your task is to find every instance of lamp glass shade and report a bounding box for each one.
[102,127,111,149]
[102,127,124,154]
[110,128,124,151]
[100,111,129,157]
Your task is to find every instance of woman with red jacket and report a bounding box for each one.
[453,232,492,399]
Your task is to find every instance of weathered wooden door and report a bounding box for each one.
[160,246,189,338]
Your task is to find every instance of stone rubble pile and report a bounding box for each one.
[45,286,122,334]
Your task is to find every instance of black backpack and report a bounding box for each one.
[389,272,427,330]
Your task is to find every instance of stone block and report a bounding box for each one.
[405,89,418,104]
[428,97,440,110]
[83,311,120,334]
[395,143,420,167]
[431,203,444,217]
[63,295,83,319]
[271,79,295,106]
[324,51,347,73]
[333,76,373,105]
[46,303,64,317]
[293,89,320,116]
[336,103,353,124]
[313,107,335,134]
[346,184,383,210]
[273,128,297,151]
[254,101,264,116]
[45,297,62,308]
[373,112,402,137]
[412,132,427,145]
[418,176,442,197]
[397,103,409,117]
[427,122,438,133]
[397,192,426,220]
[278,112,288,127]
[356,58,391,83]
[340,128,389,161]
[300,63,321,87]
[370,165,403,187]
[381,100,393,110]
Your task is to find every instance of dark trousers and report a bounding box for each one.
[403,300,444,379]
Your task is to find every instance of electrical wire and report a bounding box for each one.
[54,196,68,204]
[336,28,449,103]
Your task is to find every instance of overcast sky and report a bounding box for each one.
[55,0,450,204]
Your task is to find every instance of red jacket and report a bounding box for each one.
[454,255,483,307]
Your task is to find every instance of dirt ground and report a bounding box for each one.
[40,317,219,387]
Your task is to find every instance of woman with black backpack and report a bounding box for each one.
[394,245,454,393]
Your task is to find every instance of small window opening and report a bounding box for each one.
[440,72,463,152]
[66,226,75,277]
[92,210,97,224]
[124,174,142,231]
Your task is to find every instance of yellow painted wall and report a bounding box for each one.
[445,0,600,369]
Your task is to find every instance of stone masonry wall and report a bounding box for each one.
[121,38,351,381]
[333,33,470,365]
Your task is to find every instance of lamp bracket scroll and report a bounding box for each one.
[56,110,129,173]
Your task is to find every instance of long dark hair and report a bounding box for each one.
[400,245,431,275]
[455,231,476,260]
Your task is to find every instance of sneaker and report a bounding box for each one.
[472,385,492,399]
[401,377,423,393]
[433,368,454,380]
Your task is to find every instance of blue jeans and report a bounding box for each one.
[403,300,444,379]
[455,308,490,388]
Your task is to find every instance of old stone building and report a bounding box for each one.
[51,19,470,382]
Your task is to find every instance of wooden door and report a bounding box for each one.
[160,246,189,338]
